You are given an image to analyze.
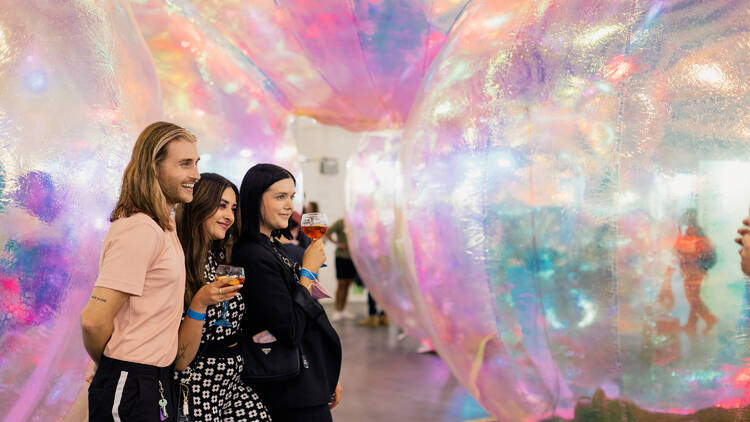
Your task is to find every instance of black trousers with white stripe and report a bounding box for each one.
[89,355,177,421]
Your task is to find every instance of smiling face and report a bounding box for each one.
[203,187,237,241]
[259,177,295,236]
[155,138,200,207]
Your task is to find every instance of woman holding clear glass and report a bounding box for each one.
[174,173,272,422]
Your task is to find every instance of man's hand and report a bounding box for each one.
[84,360,97,383]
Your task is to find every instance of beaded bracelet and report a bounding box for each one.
[186,308,206,321]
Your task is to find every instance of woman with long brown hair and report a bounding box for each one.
[174,173,271,422]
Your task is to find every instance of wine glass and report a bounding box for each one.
[212,265,244,327]
[301,212,328,267]
[300,212,328,239]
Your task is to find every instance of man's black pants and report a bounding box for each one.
[89,355,176,421]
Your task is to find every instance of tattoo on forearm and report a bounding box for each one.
[91,295,107,303]
[176,344,189,361]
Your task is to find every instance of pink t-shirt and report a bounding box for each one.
[95,213,185,367]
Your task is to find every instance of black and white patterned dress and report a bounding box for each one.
[176,249,272,422]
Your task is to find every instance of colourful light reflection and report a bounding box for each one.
[398,0,750,420]
[0,1,162,420]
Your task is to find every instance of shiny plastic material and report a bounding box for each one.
[170,0,470,131]
[398,0,750,419]
[132,0,299,179]
[346,132,428,342]
[0,1,162,420]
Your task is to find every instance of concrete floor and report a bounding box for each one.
[326,303,492,422]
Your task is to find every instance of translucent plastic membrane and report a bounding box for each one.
[132,0,299,180]
[171,0,470,131]
[398,0,750,419]
[346,131,428,342]
[0,1,162,419]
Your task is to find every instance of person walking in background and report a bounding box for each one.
[662,209,718,333]
[174,173,271,422]
[80,122,199,421]
[357,274,388,328]
[234,164,342,422]
[325,218,358,321]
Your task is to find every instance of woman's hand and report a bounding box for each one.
[302,238,326,273]
[734,218,750,276]
[190,277,242,312]
[734,218,750,246]
[329,381,342,409]
[741,235,750,277]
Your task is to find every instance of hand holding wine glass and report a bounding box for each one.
[192,275,241,309]
[212,265,244,327]
[302,238,327,273]
[301,212,328,268]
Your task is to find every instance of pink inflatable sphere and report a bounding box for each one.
[399,0,749,420]
[346,132,428,342]
[132,0,299,179]
[0,1,162,420]
[172,0,470,131]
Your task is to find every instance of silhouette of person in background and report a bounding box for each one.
[280,211,305,266]
[303,201,319,215]
[660,209,718,333]
[325,218,358,321]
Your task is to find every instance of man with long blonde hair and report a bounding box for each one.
[80,121,199,421]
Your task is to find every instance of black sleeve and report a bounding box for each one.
[238,248,323,347]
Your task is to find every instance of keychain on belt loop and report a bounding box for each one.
[158,380,169,421]
[178,370,194,422]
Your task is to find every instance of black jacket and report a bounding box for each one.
[232,235,342,410]
[280,242,305,267]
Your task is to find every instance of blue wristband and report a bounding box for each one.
[186,308,206,321]
[300,268,318,281]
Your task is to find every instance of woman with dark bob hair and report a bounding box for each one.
[174,173,272,421]
[232,163,342,422]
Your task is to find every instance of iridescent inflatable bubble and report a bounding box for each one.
[399,0,749,419]
[168,0,470,131]
[346,131,428,342]
[132,0,299,180]
[0,1,162,419]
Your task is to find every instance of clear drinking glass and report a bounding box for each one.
[300,212,329,239]
[212,265,244,327]
[301,212,329,267]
